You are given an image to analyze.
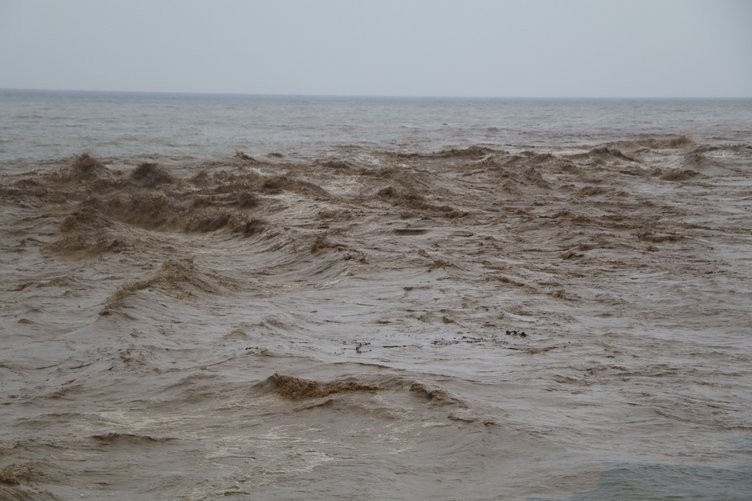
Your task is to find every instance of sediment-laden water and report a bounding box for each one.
[1,93,751,499]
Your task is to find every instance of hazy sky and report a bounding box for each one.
[1,0,750,97]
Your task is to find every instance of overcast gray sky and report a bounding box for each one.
[1,0,750,97]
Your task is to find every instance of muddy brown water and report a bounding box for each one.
[1,139,751,499]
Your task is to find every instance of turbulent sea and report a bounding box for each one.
[1,90,751,500]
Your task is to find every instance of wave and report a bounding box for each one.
[603,134,695,151]
[53,153,113,184]
[658,168,700,181]
[90,432,175,444]
[39,156,277,257]
[261,373,380,400]
[255,373,467,408]
[100,257,236,315]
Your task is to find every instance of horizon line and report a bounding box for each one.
[2,87,750,101]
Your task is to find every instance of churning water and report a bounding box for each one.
[1,90,751,499]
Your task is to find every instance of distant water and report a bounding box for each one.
[1,89,751,162]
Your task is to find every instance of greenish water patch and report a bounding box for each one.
[535,462,752,501]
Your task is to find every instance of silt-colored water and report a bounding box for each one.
[1,136,751,499]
